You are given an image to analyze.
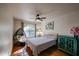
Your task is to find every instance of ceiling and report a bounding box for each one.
[0,3,79,21]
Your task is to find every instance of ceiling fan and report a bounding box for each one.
[35,14,46,21]
[30,14,46,21]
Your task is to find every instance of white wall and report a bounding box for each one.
[13,19,22,33]
[41,11,79,35]
[0,4,13,55]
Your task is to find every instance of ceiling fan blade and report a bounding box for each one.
[39,19,43,21]
[29,18,35,19]
[36,18,43,21]
[40,17,46,19]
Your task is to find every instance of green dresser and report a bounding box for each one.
[58,35,78,56]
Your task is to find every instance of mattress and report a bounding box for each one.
[26,36,56,56]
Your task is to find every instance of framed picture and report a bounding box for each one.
[45,21,54,30]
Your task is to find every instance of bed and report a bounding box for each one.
[26,34,57,56]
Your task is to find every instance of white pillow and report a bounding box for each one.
[43,33,57,39]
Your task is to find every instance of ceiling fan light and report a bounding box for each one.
[36,20,42,22]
